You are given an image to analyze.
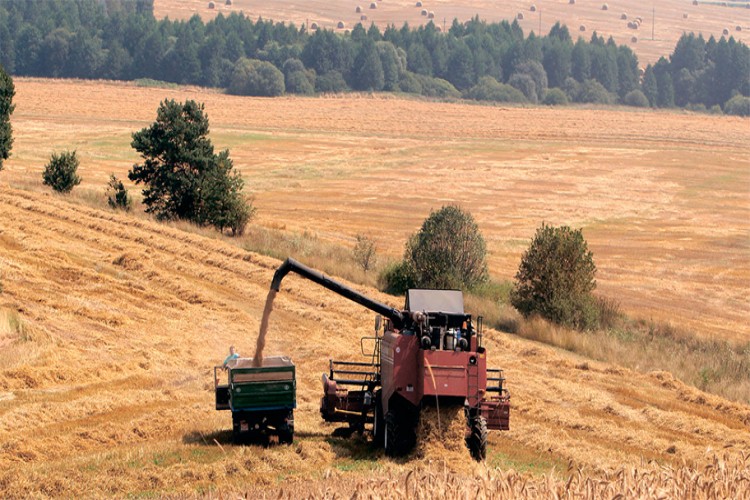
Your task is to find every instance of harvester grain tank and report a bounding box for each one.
[270,258,510,460]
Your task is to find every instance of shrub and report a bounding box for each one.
[106,174,131,211]
[578,79,615,104]
[623,89,649,107]
[404,205,488,290]
[353,234,377,272]
[511,223,599,330]
[562,77,581,102]
[724,95,750,117]
[378,260,415,295]
[464,76,527,103]
[315,71,348,93]
[542,87,568,105]
[286,71,315,95]
[397,71,423,94]
[508,73,538,103]
[42,150,81,193]
[228,58,285,97]
[415,75,460,98]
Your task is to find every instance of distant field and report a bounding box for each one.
[154,0,750,65]
[1,78,749,497]
[4,78,749,343]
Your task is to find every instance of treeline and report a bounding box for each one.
[0,0,748,113]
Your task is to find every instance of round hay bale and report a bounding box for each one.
[569,0,576,4]
[517,12,524,20]
[722,28,729,35]
[225,0,232,5]
[311,22,319,30]
[370,2,377,9]
[602,4,608,11]
[421,8,427,15]
[627,21,634,28]
[692,0,698,4]
[579,24,586,31]
[621,13,627,20]
[337,21,345,28]
[428,11,435,18]
[631,36,638,43]
[356,5,362,13]
[736,25,742,32]
[416,1,422,6]
[208,1,215,9]
[530,5,537,12]
[361,14,368,21]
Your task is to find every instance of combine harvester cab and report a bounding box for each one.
[214,355,296,444]
[271,258,510,460]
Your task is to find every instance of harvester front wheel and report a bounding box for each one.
[385,409,416,457]
[373,390,385,447]
[466,416,488,461]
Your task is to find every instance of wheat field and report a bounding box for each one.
[0,78,749,496]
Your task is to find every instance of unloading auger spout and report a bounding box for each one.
[270,257,405,329]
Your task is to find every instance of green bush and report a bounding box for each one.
[315,71,348,93]
[106,174,131,211]
[397,71,423,94]
[578,79,615,104]
[508,73,538,103]
[724,95,750,117]
[378,260,415,295]
[286,71,315,95]
[404,205,488,290]
[511,223,599,330]
[415,75,460,99]
[228,58,285,97]
[464,76,527,103]
[542,87,568,105]
[43,150,81,193]
[623,89,650,107]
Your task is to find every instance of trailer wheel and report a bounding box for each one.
[385,409,416,457]
[466,416,488,461]
[373,391,385,447]
[278,411,294,445]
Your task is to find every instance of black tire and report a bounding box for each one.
[278,411,294,445]
[466,415,488,461]
[373,391,385,447]
[385,408,416,457]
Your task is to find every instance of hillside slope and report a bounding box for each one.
[1,188,748,496]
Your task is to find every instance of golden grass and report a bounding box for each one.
[234,452,750,499]
[0,78,748,496]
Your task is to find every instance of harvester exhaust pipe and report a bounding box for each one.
[271,258,405,329]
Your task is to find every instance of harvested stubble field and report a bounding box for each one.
[155,0,750,65]
[0,78,749,496]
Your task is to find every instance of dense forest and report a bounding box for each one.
[0,0,748,112]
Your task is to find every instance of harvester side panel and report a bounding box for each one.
[380,331,420,414]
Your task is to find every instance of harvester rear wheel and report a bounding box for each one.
[466,416,488,461]
[385,409,416,457]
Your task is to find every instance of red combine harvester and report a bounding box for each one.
[271,258,510,460]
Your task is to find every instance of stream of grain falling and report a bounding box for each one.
[253,289,277,367]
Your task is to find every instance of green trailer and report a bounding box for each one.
[214,356,296,444]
